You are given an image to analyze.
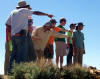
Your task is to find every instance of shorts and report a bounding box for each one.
[44,44,54,59]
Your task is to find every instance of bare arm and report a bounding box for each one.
[6,24,11,27]
[33,11,53,18]
[8,31,11,41]
[52,30,70,38]
[83,42,85,54]
[61,28,69,32]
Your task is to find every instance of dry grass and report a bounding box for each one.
[7,59,95,79]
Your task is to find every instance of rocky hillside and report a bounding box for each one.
[88,66,100,79]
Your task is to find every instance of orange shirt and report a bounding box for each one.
[48,27,62,45]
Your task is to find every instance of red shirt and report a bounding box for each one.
[6,26,11,42]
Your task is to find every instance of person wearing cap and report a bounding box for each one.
[73,22,85,66]
[5,0,54,74]
[55,18,67,68]
[44,20,68,63]
[66,23,76,66]
[32,19,69,61]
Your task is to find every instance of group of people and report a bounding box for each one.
[4,0,85,75]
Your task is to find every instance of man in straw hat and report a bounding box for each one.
[5,0,53,74]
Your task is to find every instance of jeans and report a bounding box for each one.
[67,44,73,66]
[8,36,29,73]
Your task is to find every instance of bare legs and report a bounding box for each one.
[56,56,63,68]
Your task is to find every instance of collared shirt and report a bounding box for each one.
[73,30,84,49]
[32,26,67,51]
[55,25,66,42]
[6,8,33,36]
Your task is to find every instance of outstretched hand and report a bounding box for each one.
[47,14,54,18]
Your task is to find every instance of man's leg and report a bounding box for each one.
[73,48,78,65]
[67,44,73,66]
[7,36,16,74]
[35,50,41,61]
[78,49,83,66]
[67,45,73,66]
[35,49,44,62]
[56,56,59,67]
[15,36,28,63]
[8,36,28,74]
[67,53,72,66]
[60,56,63,68]
[44,46,49,61]
[48,45,54,63]
[4,42,11,75]
[27,35,36,62]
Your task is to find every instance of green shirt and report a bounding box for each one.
[67,31,72,44]
[55,25,66,42]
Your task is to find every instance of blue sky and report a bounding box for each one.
[0,0,100,74]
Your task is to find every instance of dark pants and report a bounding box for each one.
[67,44,73,66]
[44,44,54,59]
[8,34,36,73]
[27,33,36,61]
[8,36,29,73]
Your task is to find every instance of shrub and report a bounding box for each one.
[61,65,91,79]
[8,60,93,79]
[34,59,60,79]
[10,62,40,79]
[8,59,59,79]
